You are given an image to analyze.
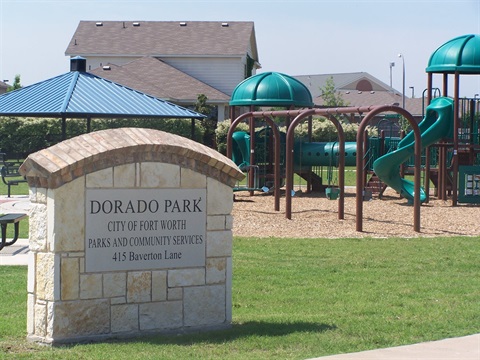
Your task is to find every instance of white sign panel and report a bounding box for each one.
[85,188,206,272]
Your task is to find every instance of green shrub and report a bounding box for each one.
[0,117,206,156]
[215,120,249,155]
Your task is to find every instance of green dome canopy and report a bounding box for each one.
[230,72,314,107]
[426,34,480,74]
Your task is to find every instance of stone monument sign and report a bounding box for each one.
[19,127,244,344]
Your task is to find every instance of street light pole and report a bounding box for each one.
[398,54,405,108]
[409,86,415,98]
[389,62,395,89]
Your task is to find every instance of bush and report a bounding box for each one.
[0,117,206,156]
[215,120,249,155]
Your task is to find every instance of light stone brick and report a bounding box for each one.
[111,304,138,333]
[34,300,47,337]
[225,215,233,230]
[80,273,103,299]
[36,253,56,301]
[52,299,110,338]
[29,203,47,252]
[50,177,85,252]
[184,285,226,327]
[127,271,151,303]
[226,257,232,322]
[110,296,126,305]
[168,287,183,300]
[46,301,54,338]
[27,252,36,294]
[206,230,232,257]
[61,257,79,300]
[152,271,167,302]
[207,178,233,215]
[139,301,183,330]
[29,186,47,204]
[207,215,226,231]
[206,258,226,284]
[140,162,180,188]
[114,163,136,188]
[168,268,205,287]
[86,167,113,188]
[27,294,35,335]
[181,168,206,188]
[103,273,126,298]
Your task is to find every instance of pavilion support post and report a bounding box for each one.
[61,116,67,140]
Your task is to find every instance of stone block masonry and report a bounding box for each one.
[19,127,245,345]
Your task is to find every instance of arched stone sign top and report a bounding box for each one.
[20,128,244,345]
[20,127,244,189]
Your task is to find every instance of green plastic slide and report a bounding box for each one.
[373,97,454,203]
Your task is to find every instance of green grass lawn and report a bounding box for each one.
[1,236,479,359]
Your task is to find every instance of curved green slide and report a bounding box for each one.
[373,97,454,203]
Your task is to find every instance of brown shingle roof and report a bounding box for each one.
[315,90,425,116]
[66,21,258,60]
[90,57,229,103]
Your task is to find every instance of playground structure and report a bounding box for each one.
[227,34,480,233]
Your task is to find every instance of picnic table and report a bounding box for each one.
[0,213,27,251]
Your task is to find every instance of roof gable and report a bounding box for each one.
[293,72,394,98]
[90,57,229,103]
[66,21,258,60]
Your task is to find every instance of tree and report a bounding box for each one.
[6,74,22,92]
[319,76,348,107]
[194,94,217,148]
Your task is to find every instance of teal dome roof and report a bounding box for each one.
[426,34,480,74]
[230,72,314,107]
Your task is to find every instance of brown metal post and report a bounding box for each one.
[443,73,448,97]
[285,109,316,219]
[424,146,431,203]
[356,106,421,232]
[264,115,281,212]
[427,73,433,104]
[227,112,282,212]
[363,130,369,188]
[452,72,460,205]
[439,144,445,200]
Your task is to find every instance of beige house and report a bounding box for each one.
[294,72,425,119]
[65,21,261,121]
[0,81,7,95]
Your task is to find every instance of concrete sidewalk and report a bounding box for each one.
[311,334,480,359]
[1,196,479,360]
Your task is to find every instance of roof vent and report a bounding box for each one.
[345,91,350,94]
[221,22,229,27]
[70,56,87,72]
[103,65,111,70]
[179,22,187,26]
[357,91,362,94]
[370,91,375,94]
[132,22,140,27]
[95,22,103,27]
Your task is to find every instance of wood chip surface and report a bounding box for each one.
[232,188,480,238]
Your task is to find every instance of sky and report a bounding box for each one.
[1,0,479,98]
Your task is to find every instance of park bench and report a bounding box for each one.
[0,153,27,197]
[0,213,27,251]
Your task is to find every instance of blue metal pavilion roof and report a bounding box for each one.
[0,71,205,119]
